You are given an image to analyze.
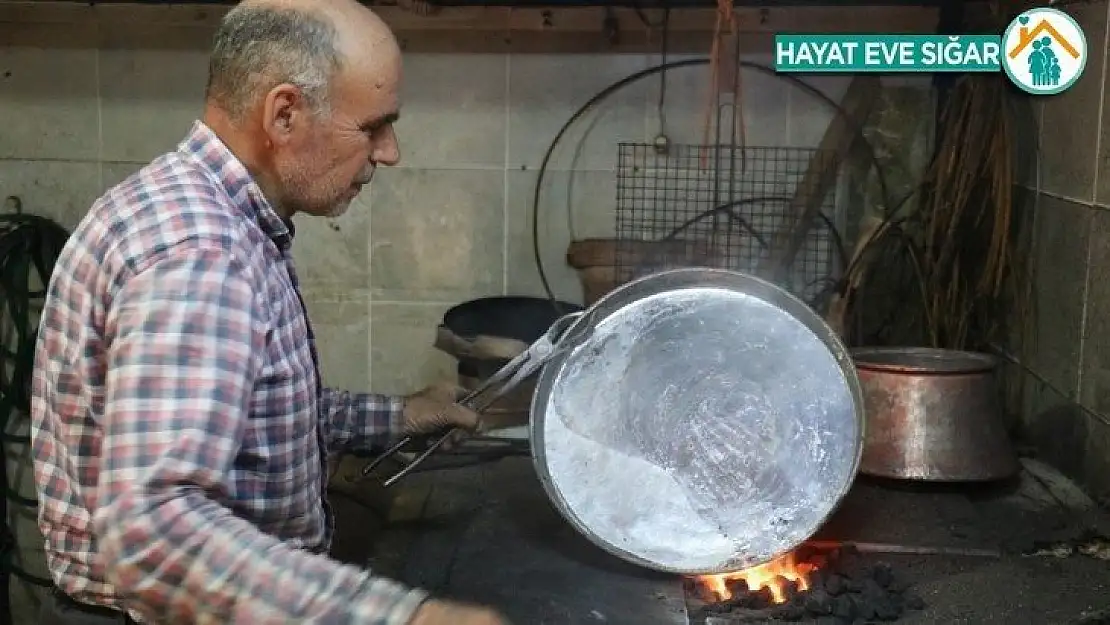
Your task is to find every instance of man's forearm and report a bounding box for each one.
[321,388,406,452]
[96,487,425,623]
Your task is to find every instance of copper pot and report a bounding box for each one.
[852,347,1019,482]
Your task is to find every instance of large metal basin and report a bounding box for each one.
[530,268,865,575]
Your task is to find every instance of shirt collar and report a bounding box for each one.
[178,121,294,250]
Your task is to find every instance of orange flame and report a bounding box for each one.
[697,551,820,604]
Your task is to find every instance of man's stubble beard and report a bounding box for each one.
[325,198,354,218]
[327,164,375,218]
[275,154,374,219]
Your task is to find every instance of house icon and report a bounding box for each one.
[1001,8,1087,94]
[1008,19,1081,59]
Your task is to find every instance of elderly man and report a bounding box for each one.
[30,1,506,624]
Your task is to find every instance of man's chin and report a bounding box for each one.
[325,199,353,218]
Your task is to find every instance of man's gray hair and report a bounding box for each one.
[206,4,343,120]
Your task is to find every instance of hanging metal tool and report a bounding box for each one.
[361,310,596,488]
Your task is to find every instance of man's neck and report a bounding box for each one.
[201,104,295,219]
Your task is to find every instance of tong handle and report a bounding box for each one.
[384,429,457,487]
[359,428,458,484]
[361,310,590,487]
[358,436,412,477]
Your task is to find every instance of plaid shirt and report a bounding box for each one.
[31,121,427,624]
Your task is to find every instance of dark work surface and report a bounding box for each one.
[813,464,1110,555]
[368,455,1110,625]
[694,461,1110,624]
[371,456,689,625]
[881,552,1110,624]
[693,552,1110,625]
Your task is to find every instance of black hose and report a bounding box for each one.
[530,58,903,309]
[0,213,72,624]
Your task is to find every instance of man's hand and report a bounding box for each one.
[409,599,509,625]
[402,381,480,435]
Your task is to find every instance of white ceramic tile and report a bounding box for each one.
[301,288,373,393]
[652,53,789,149]
[393,53,507,169]
[0,23,100,160]
[508,53,652,171]
[369,301,457,396]
[504,168,620,301]
[0,159,101,229]
[370,168,505,301]
[98,25,211,162]
[291,188,373,291]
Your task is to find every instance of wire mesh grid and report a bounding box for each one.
[614,143,844,303]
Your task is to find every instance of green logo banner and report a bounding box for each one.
[774,35,1003,73]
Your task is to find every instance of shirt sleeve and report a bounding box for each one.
[319,389,406,453]
[94,243,427,624]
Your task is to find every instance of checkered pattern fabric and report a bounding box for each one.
[31,121,426,624]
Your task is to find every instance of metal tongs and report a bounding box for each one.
[361,310,593,487]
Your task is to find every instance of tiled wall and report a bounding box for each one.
[1017,1,1110,500]
[0,4,896,398]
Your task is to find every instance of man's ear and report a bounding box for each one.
[261,83,306,146]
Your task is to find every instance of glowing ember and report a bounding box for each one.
[687,545,927,622]
[696,551,821,604]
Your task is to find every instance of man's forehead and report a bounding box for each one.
[327,14,402,121]
[336,60,399,99]
[330,68,400,127]
[337,43,400,90]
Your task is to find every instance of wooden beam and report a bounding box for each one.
[0,1,940,35]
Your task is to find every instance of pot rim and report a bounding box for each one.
[850,346,997,374]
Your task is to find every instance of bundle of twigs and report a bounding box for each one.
[916,73,1022,350]
[839,71,1028,352]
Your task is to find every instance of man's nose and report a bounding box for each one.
[372,125,400,167]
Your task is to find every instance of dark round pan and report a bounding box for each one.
[441,296,584,344]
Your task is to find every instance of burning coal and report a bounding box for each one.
[697,550,818,605]
[686,545,925,623]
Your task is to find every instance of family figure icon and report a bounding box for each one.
[1002,8,1087,95]
[1028,37,1062,87]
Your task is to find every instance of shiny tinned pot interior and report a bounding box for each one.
[530,268,866,576]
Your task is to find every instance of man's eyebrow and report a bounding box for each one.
[361,112,399,131]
